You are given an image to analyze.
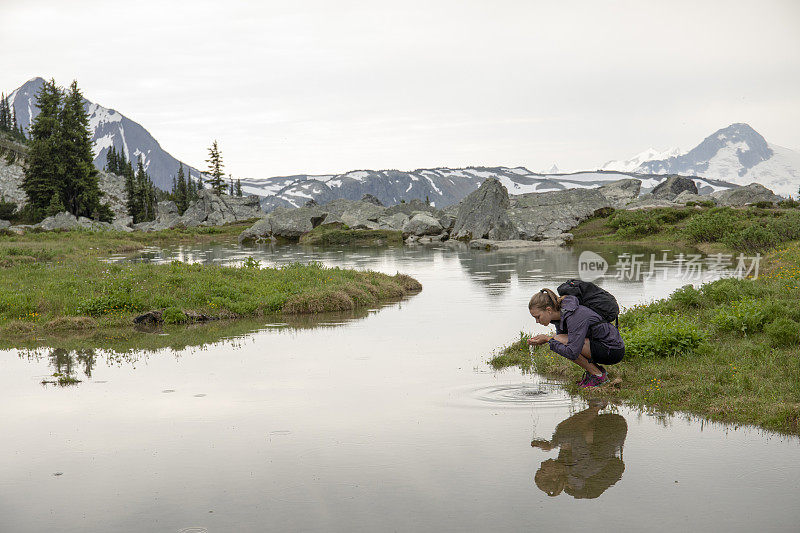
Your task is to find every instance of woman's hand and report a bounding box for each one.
[528,334,551,346]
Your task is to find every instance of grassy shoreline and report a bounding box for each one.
[0,224,421,337]
[490,240,800,436]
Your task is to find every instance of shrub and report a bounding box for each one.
[622,315,707,358]
[701,277,764,304]
[752,200,775,209]
[709,298,771,335]
[721,225,779,253]
[778,199,799,209]
[163,307,188,325]
[682,208,739,243]
[0,198,17,220]
[764,317,800,347]
[670,284,704,308]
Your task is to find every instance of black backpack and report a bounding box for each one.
[557,279,620,327]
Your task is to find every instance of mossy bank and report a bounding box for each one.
[0,224,421,337]
[491,241,800,436]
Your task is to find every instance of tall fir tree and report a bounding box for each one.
[58,81,103,218]
[235,178,242,197]
[0,93,10,131]
[175,163,189,214]
[21,79,63,214]
[205,140,225,194]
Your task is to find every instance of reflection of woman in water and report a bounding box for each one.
[531,401,627,499]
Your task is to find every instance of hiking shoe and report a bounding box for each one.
[575,371,590,385]
[580,371,608,388]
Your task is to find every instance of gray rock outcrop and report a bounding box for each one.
[181,190,262,226]
[452,179,518,240]
[712,183,783,206]
[651,175,698,200]
[35,212,133,232]
[402,213,443,236]
[673,190,715,205]
[507,188,611,240]
[597,179,641,208]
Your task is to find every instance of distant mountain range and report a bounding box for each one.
[242,168,737,211]
[8,77,203,191]
[7,77,799,202]
[600,123,800,196]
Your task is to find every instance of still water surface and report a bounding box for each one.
[1,243,797,532]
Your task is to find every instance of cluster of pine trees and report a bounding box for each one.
[104,145,158,223]
[0,93,26,142]
[21,79,113,222]
[168,162,203,214]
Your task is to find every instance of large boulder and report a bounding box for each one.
[507,188,611,240]
[238,218,273,244]
[0,219,9,230]
[452,179,518,240]
[712,183,783,206]
[673,190,715,205]
[37,212,82,231]
[266,206,328,240]
[377,212,409,231]
[320,198,386,229]
[597,178,641,208]
[384,199,439,217]
[651,175,698,200]
[402,212,443,236]
[180,190,262,227]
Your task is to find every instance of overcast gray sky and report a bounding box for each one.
[3,0,799,178]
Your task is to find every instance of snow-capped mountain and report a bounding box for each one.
[243,167,737,211]
[8,77,202,191]
[633,123,799,197]
[601,147,683,172]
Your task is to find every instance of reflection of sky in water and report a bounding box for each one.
[2,243,797,532]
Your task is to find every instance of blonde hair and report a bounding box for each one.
[529,288,564,311]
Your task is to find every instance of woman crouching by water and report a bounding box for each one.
[527,288,624,388]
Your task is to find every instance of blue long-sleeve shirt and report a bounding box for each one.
[547,295,624,360]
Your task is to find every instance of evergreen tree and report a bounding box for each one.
[229,175,234,195]
[58,81,103,218]
[187,173,198,203]
[235,178,242,197]
[132,157,157,223]
[0,93,9,131]
[175,163,189,214]
[205,140,225,194]
[46,191,65,217]
[21,79,63,213]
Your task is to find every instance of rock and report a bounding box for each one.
[376,212,409,231]
[304,199,319,207]
[321,199,386,229]
[133,310,163,325]
[268,206,328,240]
[7,225,32,234]
[651,175,698,200]
[507,188,611,240]
[179,190,262,227]
[673,190,715,205]
[452,179,518,240]
[384,199,439,217]
[417,233,447,244]
[37,212,82,231]
[238,218,273,244]
[597,179,641,208]
[469,237,569,250]
[402,213,443,236]
[0,219,10,230]
[360,194,384,206]
[712,182,783,206]
[438,213,456,232]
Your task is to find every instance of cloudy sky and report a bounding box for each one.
[2,0,799,178]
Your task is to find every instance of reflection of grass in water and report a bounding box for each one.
[0,227,421,337]
[491,241,800,436]
[8,304,381,356]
